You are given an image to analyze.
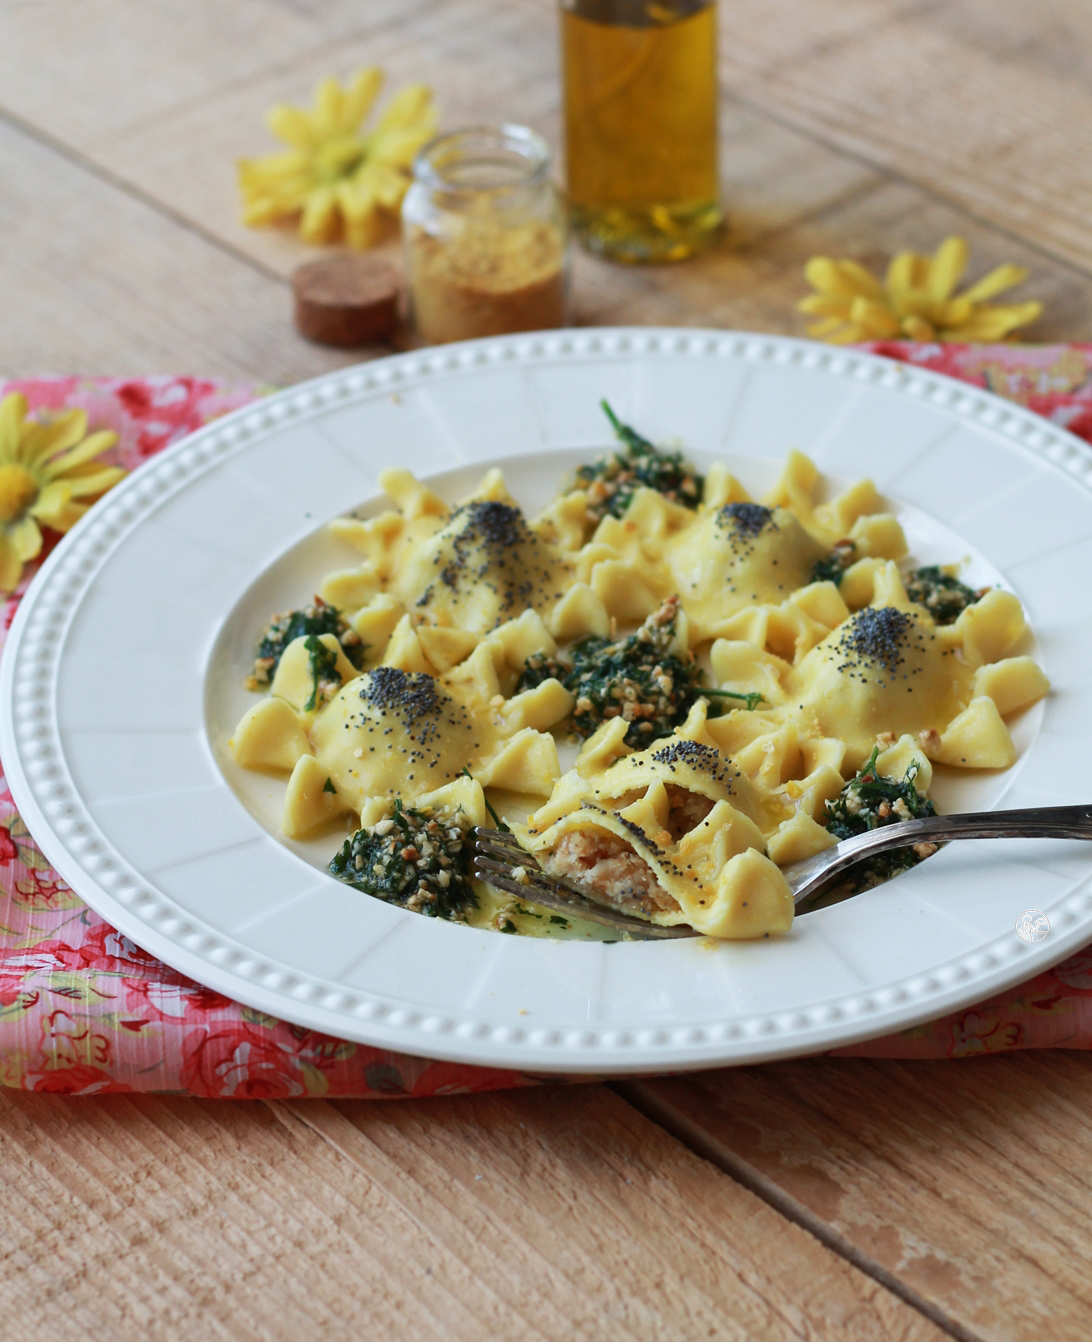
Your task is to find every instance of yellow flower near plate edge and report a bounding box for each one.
[800,235,1042,343]
[237,68,438,249]
[0,393,125,594]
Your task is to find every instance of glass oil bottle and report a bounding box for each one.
[561,0,722,262]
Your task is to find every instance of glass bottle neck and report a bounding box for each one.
[560,0,712,26]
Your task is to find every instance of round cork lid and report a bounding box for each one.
[292,254,401,347]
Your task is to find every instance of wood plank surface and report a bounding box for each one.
[629,1052,1092,1342]
[0,116,366,384]
[2,2,1092,1340]
[0,1085,946,1342]
[719,0,1092,272]
[4,0,1091,378]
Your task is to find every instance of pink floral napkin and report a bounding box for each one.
[3,347,1092,1098]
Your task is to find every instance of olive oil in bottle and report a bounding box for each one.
[561,0,722,262]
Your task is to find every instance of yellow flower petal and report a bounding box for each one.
[825,325,870,345]
[267,104,316,151]
[342,68,383,129]
[314,133,367,181]
[8,513,42,562]
[37,430,116,480]
[334,178,379,222]
[961,263,1030,305]
[312,75,345,136]
[28,410,89,461]
[797,294,854,317]
[945,302,1041,341]
[1009,299,1043,326]
[299,185,339,243]
[934,296,975,329]
[835,260,886,301]
[372,83,434,135]
[926,236,968,303]
[849,296,901,338]
[61,465,126,500]
[240,70,436,247]
[901,314,936,341]
[237,155,314,222]
[334,181,386,247]
[45,502,89,534]
[804,317,846,339]
[0,532,25,593]
[0,393,28,462]
[804,257,884,300]
[369,124,435,171]
[28,479,73,526]
[803,236,1044,346]
[238,150,309,186]
[804,258,862,298]
[343,210,386,251]
[21,410,91,467]
[353,160,409,209]
[893,287,939,320]
[242,198,288,227]
[0,463,39,523]
[885,250,920,298]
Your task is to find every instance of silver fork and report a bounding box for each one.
[472,804,1092,940]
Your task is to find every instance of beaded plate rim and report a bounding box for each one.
[4,328,1092,1073]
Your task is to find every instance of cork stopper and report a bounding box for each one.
[292,254,400,347]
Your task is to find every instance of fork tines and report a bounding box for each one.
[472,827,588,913]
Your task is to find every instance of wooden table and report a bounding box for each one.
[3,3,1092,1338]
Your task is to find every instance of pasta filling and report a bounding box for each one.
[543,829,674,916]
[540,782,717,918]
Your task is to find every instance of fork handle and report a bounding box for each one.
[795,803,1092,904]
[846,804,1092,849]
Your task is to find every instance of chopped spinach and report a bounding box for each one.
[821,747,937,894]
[519,597,703,746]
[303,634,342,712]
[328,801,477,922]
[520,596,765,745]
[703,688,765,711]
[905,566,988,624]
[573,401,704,524]
[248,597,365,689]
[811,539,857,586]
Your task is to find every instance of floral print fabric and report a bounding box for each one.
[2,354,1091,1097]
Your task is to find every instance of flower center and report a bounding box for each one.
[0,463,40,523]
[316,134,367,182]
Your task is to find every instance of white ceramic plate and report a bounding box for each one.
[5,329,1092,1075]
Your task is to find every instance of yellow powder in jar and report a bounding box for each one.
[408,215,567,345]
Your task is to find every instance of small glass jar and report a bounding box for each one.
[402,125,570,345]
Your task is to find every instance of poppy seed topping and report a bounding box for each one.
[717,502,776,540]
[651,739,734,786]
[426,500,563,620]
[359,667,468,763]
[834,606,926,684]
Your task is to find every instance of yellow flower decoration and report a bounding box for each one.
[0,393,125,594]
[799,236,1042,344]
[237,69,438,249]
